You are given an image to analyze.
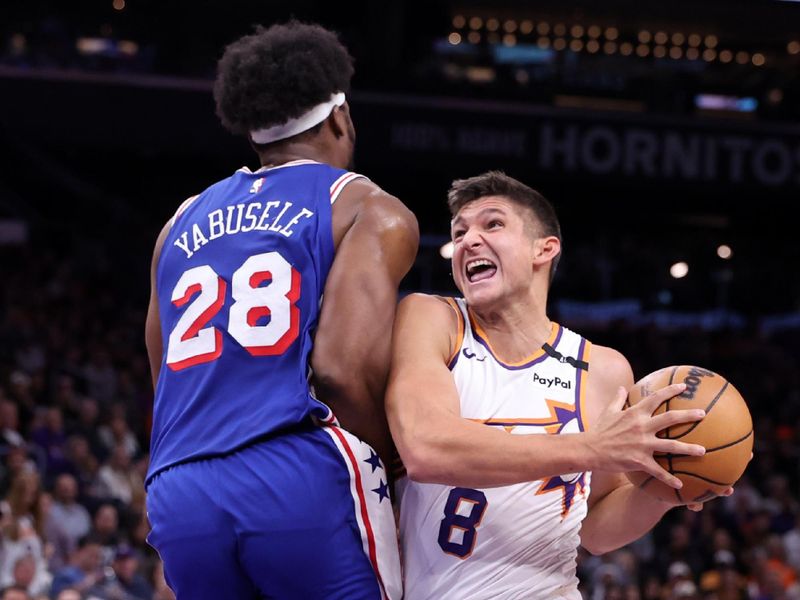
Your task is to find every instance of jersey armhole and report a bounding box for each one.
[443,297,465,370]
[329,172,369,204]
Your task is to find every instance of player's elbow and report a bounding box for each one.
[580,534,617,557]
[312,364,367,404]
[394,432,452,484]
[401,453,441,484]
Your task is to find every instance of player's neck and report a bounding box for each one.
[469,295,552,363]
[257,141,338,169]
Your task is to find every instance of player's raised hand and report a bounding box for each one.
[586,383,706,489]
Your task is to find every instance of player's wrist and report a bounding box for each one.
[576,431,602,472]
[628,480,677,512]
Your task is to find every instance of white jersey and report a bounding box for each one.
[397,298,593,600]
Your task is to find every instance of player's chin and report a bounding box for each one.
[462,281,500,307]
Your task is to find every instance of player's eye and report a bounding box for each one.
[452,229,465,241]
[487,220,503,229]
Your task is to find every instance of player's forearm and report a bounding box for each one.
[579,481,671,555]
[398,417,597,488]
[312,372,394,464]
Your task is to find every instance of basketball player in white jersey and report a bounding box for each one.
[386,171,725,599]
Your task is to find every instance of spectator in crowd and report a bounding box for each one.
[62,436,98,499]
[0,472,50,593]
[94,445,142,509]
[40,491,70,573]
[8,554,49,599]
[50,535,104,598]
[104,544,152,600]
[0,401,24,450]
[68,399,106,463]
[97,416,138,462]
[82,350,116,406]
[0,585,30,600]
[86,503,121,567]
[48,474,90,548]
[29,407,69,484]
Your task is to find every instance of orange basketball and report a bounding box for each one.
[625,365,753,504]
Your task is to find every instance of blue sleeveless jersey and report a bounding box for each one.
[147,160,362,484]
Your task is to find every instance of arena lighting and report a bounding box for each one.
[717,245,733,259]
[440,242,454,259]
[670,262,689,279]
[694,94,758,112]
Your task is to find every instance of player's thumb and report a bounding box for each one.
[610,386,629,412]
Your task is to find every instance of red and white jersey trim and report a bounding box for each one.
[330,172,368,204]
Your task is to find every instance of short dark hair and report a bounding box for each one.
[213,21,354,139]
[447,171,562,281]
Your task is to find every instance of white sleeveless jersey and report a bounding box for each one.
[397,298,593,600]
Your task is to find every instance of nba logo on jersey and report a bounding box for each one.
[249,177,265,193]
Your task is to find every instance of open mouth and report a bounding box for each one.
[466,259,497,283]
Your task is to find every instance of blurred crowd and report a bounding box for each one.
[0,237,798,600]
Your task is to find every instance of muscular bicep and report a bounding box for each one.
[386,295,463,459]
[584,345,635,508]
[583,345,635,429]
[310,190,418,403]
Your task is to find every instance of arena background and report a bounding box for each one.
[1,1,799,598]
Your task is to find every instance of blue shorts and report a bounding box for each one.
[146,423,401,599]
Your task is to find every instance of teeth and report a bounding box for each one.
[466,259,495,275]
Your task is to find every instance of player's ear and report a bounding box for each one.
[532,236,560,267]
[329,102,350,139]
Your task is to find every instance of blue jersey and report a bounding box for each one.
[147,160,364,484]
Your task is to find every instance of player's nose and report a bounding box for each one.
[461,227,483,248]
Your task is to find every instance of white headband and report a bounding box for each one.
[250,92,346,145]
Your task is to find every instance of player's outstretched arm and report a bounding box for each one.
[310,180,419,464]
[387,300,707,488]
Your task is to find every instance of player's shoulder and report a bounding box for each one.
[335,177,418,233]
[394,294,462,359]
[398,293,461,328]
[589,344,635,390]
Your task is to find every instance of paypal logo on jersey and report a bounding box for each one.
[532,372,572,389]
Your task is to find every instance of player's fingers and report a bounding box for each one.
[650,408,706,431]
[721,486,734,497]
[638,383,687,414]
[653,439,706,457]
[687,503,703,512]
[642,460,683,490]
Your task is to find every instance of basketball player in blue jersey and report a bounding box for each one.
[387,172,731,599]
[143,22,417,600]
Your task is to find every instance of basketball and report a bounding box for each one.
[625,365,754,504]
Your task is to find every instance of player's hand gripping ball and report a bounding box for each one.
[626,365,753,504]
